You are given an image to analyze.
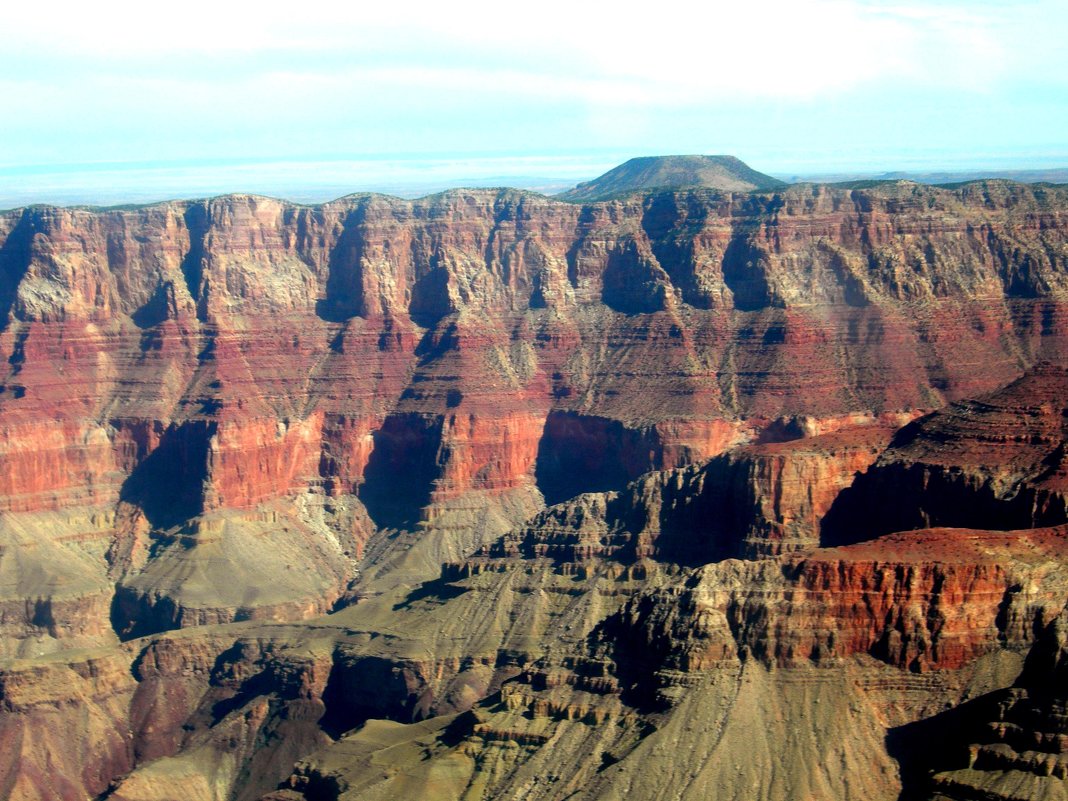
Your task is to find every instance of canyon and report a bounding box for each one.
[0,166,1067,800]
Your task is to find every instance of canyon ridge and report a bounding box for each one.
[0,156,1067,800]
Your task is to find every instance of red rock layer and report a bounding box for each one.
[600,526,1068,686]
[1,183,1067,527]
[695,425,896,557]
[486,424,894,565]
[0,183,1067,647]
[204,414,324,510]
[823,362,1068,544]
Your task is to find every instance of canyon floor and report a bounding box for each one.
[1,159,1067,800]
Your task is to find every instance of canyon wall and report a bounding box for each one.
[0,180,1067,800]
[1,182,1065,647]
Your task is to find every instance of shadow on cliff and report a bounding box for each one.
[359,414,443,529]
[117,421,216,529]
[110,587,182,641]
[886,689,1012,800]
[600,241,672,314]
[639,193,720,309]
[319,654,423,737]
[820,462,1062,548]
[392,576,469,612]
[888,600,1068,799]
[0,210,36,332]
[317,207,368,323]
[534,411,662,506]
[721,235,778,311]
[179,204,209,321]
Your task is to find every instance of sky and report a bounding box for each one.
[2,0,1066,205]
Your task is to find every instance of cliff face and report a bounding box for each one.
[924,599,1068,801]
[484,423,895,566]
[3,181,1065,647]
[822,362,1068,545]
[0,180,1067,801]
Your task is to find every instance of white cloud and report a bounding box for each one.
[0,0,1038,100]
[1,0,1065,171]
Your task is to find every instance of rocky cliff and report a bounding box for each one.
[0,177,1067,800]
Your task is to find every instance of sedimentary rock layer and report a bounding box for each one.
[0,179,1067,800]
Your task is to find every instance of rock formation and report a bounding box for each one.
[0,173,1066,800]
[558,155,787,201]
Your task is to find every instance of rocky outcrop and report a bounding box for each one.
[0,510,118,659]
[0,177,1067,800]
[0,628,337,801]
[111,506,356,639]
[486,422,894,565]
[251,523,1068,801]
[597,527,1068,686]
[883,601,1068,801]
[1,519,1065,801]
[0,647,140,801]
[823,363,1068,545]
[1,178,1066,648]
[558,155,787,201]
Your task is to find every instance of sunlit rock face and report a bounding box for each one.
[0,178,1067,801]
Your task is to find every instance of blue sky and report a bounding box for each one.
[2,0,1066,204]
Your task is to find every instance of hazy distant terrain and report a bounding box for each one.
[2,155,1066,211]
[779,167,1068,186]
[0,154,622,210]
[558,154,786,201]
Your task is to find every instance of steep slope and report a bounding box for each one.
[1,179,1068,650]
[0,362,1064,801]
[558,155,786,201]
[923,602,1068,800]
[823,362,1068,545]
[0,178,1066,800]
